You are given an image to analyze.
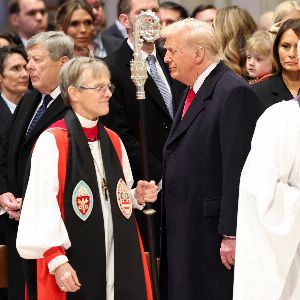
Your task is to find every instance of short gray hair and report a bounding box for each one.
[161,18,220,62]
[27,31,74,61]
[59,57,111,106]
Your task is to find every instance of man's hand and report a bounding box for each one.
[54,262,81,293]
[0,193,22,220]
[220,237,236,270]
[135,180,158,205]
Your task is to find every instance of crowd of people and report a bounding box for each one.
[0,0,299,299]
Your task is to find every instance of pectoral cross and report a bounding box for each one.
[102,178,108,201]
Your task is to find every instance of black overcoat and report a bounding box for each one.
[252,73,293,111]
[160,62,262,300]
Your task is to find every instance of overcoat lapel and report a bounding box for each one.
[10,91,41,156]
[25,95,66,145]
[270,75,293,106]
[166,62,227,147]
[0,97,13,127]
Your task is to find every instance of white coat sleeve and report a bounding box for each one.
[16,131,71,260]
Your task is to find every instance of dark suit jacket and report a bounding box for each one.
[160,62,262,300]
[0,97,13,147]
[102,23,125,41]
[0,96,12,244]
[0,90,67,300]
[252,73,293,111]
[103,40,185,254]
[100,32,123,57]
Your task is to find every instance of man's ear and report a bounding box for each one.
[10,13,19,28]
[119,13,130,30]
[60,56,69,66]
[195,47,205,64]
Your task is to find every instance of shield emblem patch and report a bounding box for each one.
[72,180,93,221]
[116,178,132,219]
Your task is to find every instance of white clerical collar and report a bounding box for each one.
[75,112,98,128]
[193,62,219,93]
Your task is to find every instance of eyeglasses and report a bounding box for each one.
[79,83,115,94]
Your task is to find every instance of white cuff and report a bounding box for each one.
[0,208,6,215]
[130,188,145,210]
[223,235,236,239]
[48,255,69,274]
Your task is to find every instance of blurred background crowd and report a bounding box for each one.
[0,0,300,299]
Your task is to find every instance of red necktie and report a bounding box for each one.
[181,88,196,119]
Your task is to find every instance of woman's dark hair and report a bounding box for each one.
[191,4,216,18]
[0,32,16,45]
[0,45,28,75]
[273,18,300,73]
[56,0,95,32]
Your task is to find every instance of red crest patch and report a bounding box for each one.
[72,180,94,221]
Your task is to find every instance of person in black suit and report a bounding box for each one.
[86,0,123,58]
[8,0,48,48]
[103,0,185,256]
[102,0,128,42]
[0,45,29,300]
[0,31,73,300]
[252,18,300,111]
[160,19,262,300]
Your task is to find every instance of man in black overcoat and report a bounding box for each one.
[160,19,262,300]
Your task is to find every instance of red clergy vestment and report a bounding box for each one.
[34,120,152,300]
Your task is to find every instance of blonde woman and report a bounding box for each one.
[213,6,257,77]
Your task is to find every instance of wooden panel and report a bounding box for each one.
[0,245,7,288]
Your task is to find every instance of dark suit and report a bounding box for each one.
[160,62,262,300]
[102,32,123,55]
[93,32,123,59]
[0,97,11,300]
[0,97,12,243]
[0,90,67,300]
[103,40,185,254]
[102,23,125,41]
[252,74,293,111]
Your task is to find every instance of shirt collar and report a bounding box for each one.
[76,112,98,128]
[49,86,61,100]
[1,93,17,113]
[75,112,99,142]
[127,39,157,60]
[193,62,219,93]
[115,19,128,38]
[93,32,103,48]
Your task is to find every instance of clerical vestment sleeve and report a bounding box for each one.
[16,131,71,259]
[234,100,300,300]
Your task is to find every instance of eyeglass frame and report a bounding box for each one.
[79,83,115,94]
